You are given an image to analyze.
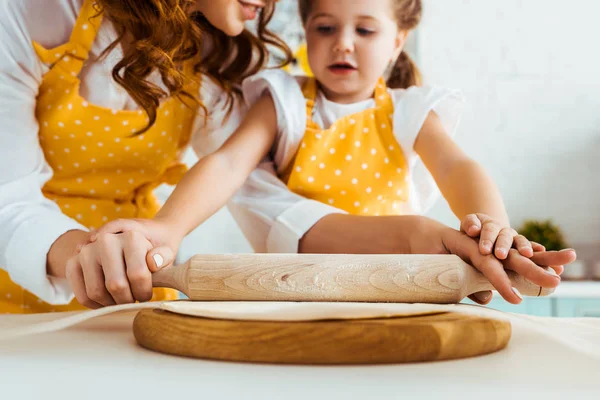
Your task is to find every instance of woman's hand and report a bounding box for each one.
[460,213,533,260]
[64,219,180,309]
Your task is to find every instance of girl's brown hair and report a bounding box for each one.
[298,0,422,89]
[95,0,292,133]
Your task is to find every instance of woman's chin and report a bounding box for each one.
[221,20,247,37]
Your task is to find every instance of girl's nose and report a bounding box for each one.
[333,29,354,54]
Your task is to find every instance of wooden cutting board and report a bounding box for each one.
[133,309,511,364]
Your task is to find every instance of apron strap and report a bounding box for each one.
[301,78,319,129]
[373,77,394,114]
[302,77,394,122]
[33,0,104,77]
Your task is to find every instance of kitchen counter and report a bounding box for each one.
[550,281,600,298]
[1,310,600,399]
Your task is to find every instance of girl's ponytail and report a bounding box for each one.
[387,50,422,89]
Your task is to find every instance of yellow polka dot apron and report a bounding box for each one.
[285,78,410,216]
[0,0,200,313]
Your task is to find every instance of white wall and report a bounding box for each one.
[419,0,600,245]
[165,0,600,259]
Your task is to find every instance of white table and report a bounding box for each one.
[1,310,600,399]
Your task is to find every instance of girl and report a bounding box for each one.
[95,0,571,306]
[0,0,291,313]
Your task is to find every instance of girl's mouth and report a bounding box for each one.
[328,62,358,75]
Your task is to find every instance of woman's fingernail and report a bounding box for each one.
[545,268,559,277]
[153,254,164,269]
[473,292,492,303]
[512,287,523,300]
[560,248,575,252]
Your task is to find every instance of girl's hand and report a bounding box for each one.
[90,218,182,270]
[90,218,184,269]
[409,217,573,305]
[460,213,533,260]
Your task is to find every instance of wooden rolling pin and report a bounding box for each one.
[151,254,555,303]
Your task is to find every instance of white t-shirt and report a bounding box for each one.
[242,69,465,215]
[0,0,339,304]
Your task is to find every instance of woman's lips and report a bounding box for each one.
[239,0,264,20]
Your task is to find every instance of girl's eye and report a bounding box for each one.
[357,27,376,36]
[316,25,335,34]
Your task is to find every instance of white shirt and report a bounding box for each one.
[242,69,465,216]
[0,0,339,305]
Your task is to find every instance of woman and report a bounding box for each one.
[0,0,290,312]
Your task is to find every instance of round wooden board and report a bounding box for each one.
[133,309,511,364]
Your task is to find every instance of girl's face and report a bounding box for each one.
[194,0,268,36]
[304,0,407,103]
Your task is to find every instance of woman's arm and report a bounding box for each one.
[0,3,88,304]
[299,214,416,254]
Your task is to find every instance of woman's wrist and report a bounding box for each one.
[46,229,92,279]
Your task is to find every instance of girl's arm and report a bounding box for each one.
[153,93,279,241]
[413,111,532,259]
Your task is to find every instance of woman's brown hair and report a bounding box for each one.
[95,0,292,133]
[298,0,422,89]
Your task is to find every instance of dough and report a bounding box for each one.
[159,301,467,321]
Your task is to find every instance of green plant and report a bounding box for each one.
[518,220,568,251]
